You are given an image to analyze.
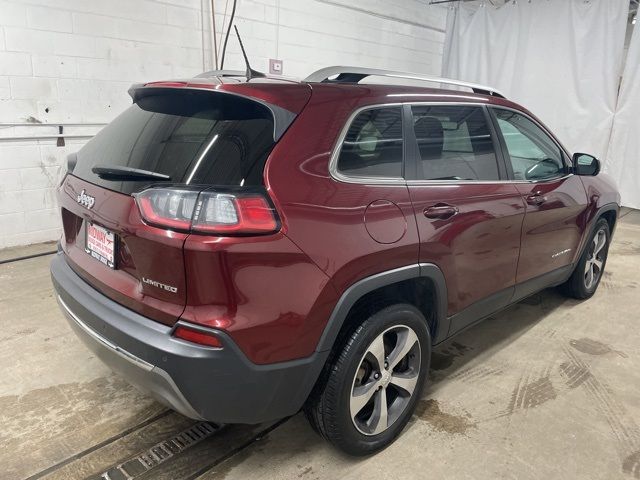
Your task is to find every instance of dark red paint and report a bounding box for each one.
[57,77,620,365]
[407,183,525,314]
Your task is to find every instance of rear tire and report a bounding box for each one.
[561,218,610,299]
[304,303,431,456]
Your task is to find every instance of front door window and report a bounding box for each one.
[493,109,566,181]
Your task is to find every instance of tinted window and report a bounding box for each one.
[411,105,500,181]
[73,90,275,194]
[493,109,564,181]
[337,107,403,178]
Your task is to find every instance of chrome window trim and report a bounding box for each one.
[330,102,407,185]
[329,101,573,186]
[408,102,505,184]
[489,105,572,159]
[406,173,575,186]
[489,105,573,180]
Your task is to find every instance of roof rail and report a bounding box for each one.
[304,66,506,98]
[195,70,246,78]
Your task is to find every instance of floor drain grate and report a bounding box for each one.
[96,422,220,480]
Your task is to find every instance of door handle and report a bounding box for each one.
[424,204,459,220]
[525,193,547,206]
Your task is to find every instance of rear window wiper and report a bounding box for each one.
[91,166,171,181]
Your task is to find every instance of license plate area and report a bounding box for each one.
[85,222,116,269]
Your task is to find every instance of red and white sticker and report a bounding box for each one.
[85,222,115,268]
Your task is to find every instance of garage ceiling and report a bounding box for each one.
[425,0,637,26]
[426,0,636,12]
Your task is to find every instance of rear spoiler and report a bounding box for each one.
[127,82,297,142]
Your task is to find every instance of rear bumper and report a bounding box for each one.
[50,253,327,424]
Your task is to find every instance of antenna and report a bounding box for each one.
[234,25,266,80]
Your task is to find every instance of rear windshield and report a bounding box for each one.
[72,90,275,194]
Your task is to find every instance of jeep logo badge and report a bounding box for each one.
[77,189,95,209]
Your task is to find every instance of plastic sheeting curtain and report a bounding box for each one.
[442,0,628,163]
[605,24,640,209]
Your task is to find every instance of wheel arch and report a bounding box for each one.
[599,207,617,234]
[576,203,619,262]
[315,264,449,354]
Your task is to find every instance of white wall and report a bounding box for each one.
[217,0,446,76]
[0,0,446,249]
[0,0,214,248]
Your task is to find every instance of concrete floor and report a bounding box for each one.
[1,210,640,480]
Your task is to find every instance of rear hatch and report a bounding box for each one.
[58,83,310,325]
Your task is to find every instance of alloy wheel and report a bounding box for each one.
[584,228,607,290]
[349,324,421,436]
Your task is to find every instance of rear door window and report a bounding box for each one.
[410,105,500,181]
[336,107,403,178]
[72,90,275,194]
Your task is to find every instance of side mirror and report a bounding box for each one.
[573,153,600,176]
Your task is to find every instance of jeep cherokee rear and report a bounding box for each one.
[51,67,620,456]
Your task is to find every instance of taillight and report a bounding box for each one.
[136,188,198,230]
[173,324,222,348]
[135,187,279,235]
[192,193,277,234]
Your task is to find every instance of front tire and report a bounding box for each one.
[304,304,431,456]
[561,218,610,299]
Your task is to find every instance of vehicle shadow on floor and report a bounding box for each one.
[98,288,576,478]
[427,287,576,391]
[172,288,579,477]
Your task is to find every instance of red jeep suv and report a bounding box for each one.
[51,66,620,455]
